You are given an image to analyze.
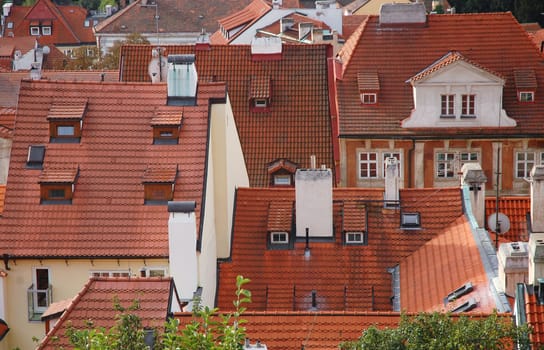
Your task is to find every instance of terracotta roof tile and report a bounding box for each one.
[336,13,544,137]
[1,79,226,258]
[38,277,175,350]
[47,100,87,120]
[217,186,464,312]
[38,167,79,183]
[485,196,530,242]
[142,165,178,183]
[514,69,538,89]
[249,75,270,99]
[357,71,379,91]
[120,44,334,187]
[342,200,366,231]
[0,185,5,215]
[214,0,271,43]
[267,158,298,174]
[267,200,293,232]
[523,286,544,348]
[151,109,182,125]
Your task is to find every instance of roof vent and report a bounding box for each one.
[451,297,477,313]
[167,54,198,106]
[379,2,427,26]
[244,339,267,349]
[444,282,473,305]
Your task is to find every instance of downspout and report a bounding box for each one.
[326,44,341,186]
[408,138,415,188]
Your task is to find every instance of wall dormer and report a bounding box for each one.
[267,158,298,186]
[47,100,87,143]
[357,71,379,105]
[38,166,79,204]
[342,201,367,245]
[249,76,271,112]
[142,165,178,204]
[514,69,537,103]
[402,51,516,128]
[267,200,293,249]
[151,109,182,144]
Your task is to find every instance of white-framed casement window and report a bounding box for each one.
[30,26,40,36]
[440,94,455,117]
[361,93,377,104]
[90,270,130,278]
[270,231,289,244]
[519,91,534,103]
[436,151,479,178]
[461,94,475,117]
[358,152,378,178]
[254,99,268,108]
[515,151,535,178]
[345,231,365,244]
[41,26,52,35]
[28,267,52,320]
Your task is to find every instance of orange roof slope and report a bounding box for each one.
[217,186,463,312]
[521,286,544,348]
[120,44,334,187]
[38,277,175,350]
[485,196,530,242]
[1,79,226,258]
[337,12,544,137]
[0,185,5,214]
[400,216,493,314]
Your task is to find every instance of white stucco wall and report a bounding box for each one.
[97,32,201,55]
[0,138,12,184]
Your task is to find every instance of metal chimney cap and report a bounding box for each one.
[168,201,196,213]
[167,54,195,64]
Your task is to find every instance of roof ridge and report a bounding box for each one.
[94,0,142,32]
[337,14,371,70]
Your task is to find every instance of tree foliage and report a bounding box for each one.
[95,32,150,70]
[448,0,544,23]
[65,275,251,350]
[339,312,532,350]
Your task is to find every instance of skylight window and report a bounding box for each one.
[27,145,46,169]
[401,212,420,228]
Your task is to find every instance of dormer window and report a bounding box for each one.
[39,166,79,204]
[30,21,40,35]
[250,76,271,112]
[47,101,87,143]
[151,109,182,144]
[142,166,178,204]
[41,21,52,35]
[401,212,420,228]
[514,69,537,103]
[27,145,46,169]
[342,201,367,245]
[357,72,379,105]
[440,94,455,117]
[270,231,289,244]
[267,200,293,250]
[267,158,298,187]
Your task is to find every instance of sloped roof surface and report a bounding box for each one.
[336,12,544,137]
[0,185,5,214]
[400,216,493,313]
[1,79,226,257]
[4,0,94,45]
[485,196,530,242]
[95,0,253,35]
[523,287,544,347]
[38,277,174,350]
[120,44,333,187]
[217,186,463,312]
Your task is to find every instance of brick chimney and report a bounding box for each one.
[168,201,198,300]
[460,163,487,228]
[295,168,333,238]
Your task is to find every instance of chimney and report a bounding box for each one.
[2,2,12,17]
[148,48,167,83]
[295,168,333,238]
[271,0,281,9]
[105,4,113,16]
[460,163,487,228]
[529,233,544,285]
[280,17,295,33]
[384,157,400,206]
[530,165,544,233]
[168,201,198,300]
[195,29,211,51]
[497,242,528,297]
[29,62,42,80]
[315,0,333,9]
[167,54,198,106]
[250,37,282,61]
[379,2,427,26]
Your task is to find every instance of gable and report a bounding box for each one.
[416,60,504,86]
[25,0,57,20]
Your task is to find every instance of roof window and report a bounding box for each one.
[151,109,182,144]
[514,69,537,103]
[27,145,46,169]
[39,166,79,204]
[357,72,379,105]
[450,297,477,313]
[249,76,271,112]
[47,101,87,143]
[142,166,178,204]
[401,212,420,229]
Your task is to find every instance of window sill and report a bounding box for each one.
[460,115,476,119]
[439,115,455,119]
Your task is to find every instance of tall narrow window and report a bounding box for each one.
[461,94,475,117]
[28,267,51,320]
[358,152,378,178]
[516,151,535,178]
[441,95,455,117]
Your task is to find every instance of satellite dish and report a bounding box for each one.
[487,212,510,235]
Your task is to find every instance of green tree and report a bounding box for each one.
[339,311,532,350]
[96,32,150,70]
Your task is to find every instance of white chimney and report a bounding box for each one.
[384,157,400,205]
[379,2,427,25]
[271,0,282,9]
[295,168,333,238]
[529,233,544,285]
[497,242,528,297]
[148,48,167,83]
[460,163,487,228]
[29,62,42,80]
[105,4,112,16]
[168,201,198,300]
[167,54,198,106]
[250,37,282,56]
[2,2,12,17]
[530,165,544,233]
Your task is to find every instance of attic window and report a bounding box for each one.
[30,26,40,36]
[270,231,289,244]
[342,201,367,245]
[250,76,271,112]
[142,166,178,204]
[151,110,183,144]
[514,69,537,103]
[267,201,293,249]
[267,158,298,187]
[41,26,51,36]
[27,145,46,169]
[39,167,79,204]
[345,231,365,244]
[401,212,420,228]
[7,22,13,29]
[47,101,87,143]
[357,72,379,104]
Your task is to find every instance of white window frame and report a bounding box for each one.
[515,151,536,179]
[519,91,534,102]
[7,22,13,29]
[86,48,94,56]
[345,231,364,244]
[361,93,377,104]
[30,26,40,36]
[254,98,268,108]
[270,231,289,244]
[32,267,50,313]
[90,270,131,278]
[440,94,455,117]
[358,152,378,179]
[41,26,52,36]
[461,94,475,117]
[274,174,291,186]
[436,151,479,179]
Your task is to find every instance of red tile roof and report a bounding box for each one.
[38,166,79,183]
[336,12,544,137]
[485,196,530,242]
[4,0,94,46]
[119,44,334,187]
[256,13,331,42]
[47,100,87,120]
[513,69,538,89]
[217,186,464,312]
[400,216,494,313]
[522,286,544,348]
[0,36,36,57]
[0,185,5,215]
[151,109,182,125]
[1,79,226,258]
[95,0,254,36]
[37,277,176,350]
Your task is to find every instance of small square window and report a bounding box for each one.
[273,174,291,186]
[345,231,364,244]
[254,99,268,108]
[361,93,376,104]
[401,212,420,228]
[41,26,51,36]
[519,91,534,102]
[270,231,289,244]
[84,20,90,27]
[57,125,75,136]
[30,27,40,36]
[86,48,94,56]
[7,22,13,29]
